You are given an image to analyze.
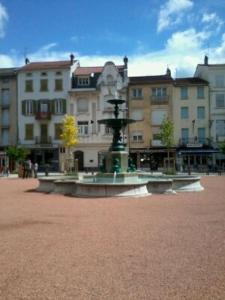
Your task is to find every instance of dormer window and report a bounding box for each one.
[78,77,89,86]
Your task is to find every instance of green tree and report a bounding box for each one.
[60,114,78,172]
[220,142,225,154]
[158,118,174,171]
[6,146,30,170]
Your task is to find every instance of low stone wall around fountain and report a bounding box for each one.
[36,173,204,197]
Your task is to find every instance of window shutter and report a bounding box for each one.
[62,99,67,114]
[22,100,26,115]
[37,100,41,113]
[33,100,37,114]
[50,99,55,114]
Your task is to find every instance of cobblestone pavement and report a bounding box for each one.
[0,176,225,300]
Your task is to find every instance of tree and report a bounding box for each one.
[158,118,174,171]
[60,114,78,172]
[6,146,30,171]
[220,141,225,155]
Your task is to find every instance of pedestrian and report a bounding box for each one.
[34,162,38,178]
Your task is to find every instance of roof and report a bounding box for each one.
[174,77,208,86]
[0,68,18,77]
[74,65,125,76]
[129,75,173,85]
[20,60,73,72]
[197,63,225,67]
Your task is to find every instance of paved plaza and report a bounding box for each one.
[0,176,225,300]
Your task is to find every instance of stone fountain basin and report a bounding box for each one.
[36,173,203,197]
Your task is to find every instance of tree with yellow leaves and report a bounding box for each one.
[60,114,78,172]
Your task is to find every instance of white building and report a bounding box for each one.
[69,58,128,171]
[17,55,78,170]
[195,56,225,167]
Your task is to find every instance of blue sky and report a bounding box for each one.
[0,0,225,76]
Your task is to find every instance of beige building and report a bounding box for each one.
[173,77,212,171]
[128,70,174,170]
[0,68,18,171]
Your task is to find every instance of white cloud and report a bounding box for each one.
[1,28,225,78]
[157,0,193,32]
[166,28,210,52]
[202,12,224,32]
[0,2,8,38]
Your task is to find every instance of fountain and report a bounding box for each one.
[36,98,204,197]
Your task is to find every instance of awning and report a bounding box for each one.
[178,149,219,155]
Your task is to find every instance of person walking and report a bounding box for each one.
[34,162,38,178]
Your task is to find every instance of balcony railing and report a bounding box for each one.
[150,95,169,104]
[179,138,211,147]
[35,112,51,120]
[35,136,52,145]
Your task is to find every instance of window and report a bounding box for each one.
[180,87,188,100]
[152,87,166,97]
[132,132,143,142]
[54,99,65,114]
[181,128,189,143]
[22,100,34,115]
[152,133,161,140]
[215,94,225,108]
[41,72,47,76]
[40,79,48,92]
[151,110,167,125]
[132,88,142,98]
[105,125,113,135]
[197,106,205,119]
[131,109,144,120]
[25,80,33,92]
[2,78,9,84]
[56,71,62,76]
[25,124,34,140]
[54,123,62,139]
[1,88,10,105]
[78,121,88,135]
[181,107,189,119]
[216,120,225,137]
[215,75,224,88]
[26,73,32,77]
[198,128,205,143]
[55,79,63,91]
[197,86,204,99]
[1,128,9,145]
[77,99,88,113]
[1,109,9,126]
[40,103,48,113]
[78,77,89,86]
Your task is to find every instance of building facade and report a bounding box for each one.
[173,77,213,171]
[128,70,175,170]
[0,68,18,171]
[69,59,128,171]
[195,56,225,168]
[17,56,78,171]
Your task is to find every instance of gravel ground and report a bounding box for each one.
[0,176,225,300]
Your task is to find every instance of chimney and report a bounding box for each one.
[123,56,128,68]
[166,67,171,77]
[70,53,75,65]
[25,57,30,65]
[204,55,208,65]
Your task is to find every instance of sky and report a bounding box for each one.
[0,0,225,77]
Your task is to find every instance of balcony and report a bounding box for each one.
[179,138,211,147]
[35,136,52,145]
[35,112,51,120]
[1,102,10,109]
[150,95,169,105]
[151,139,163,147]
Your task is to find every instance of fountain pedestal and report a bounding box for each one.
[105,151,128,173]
